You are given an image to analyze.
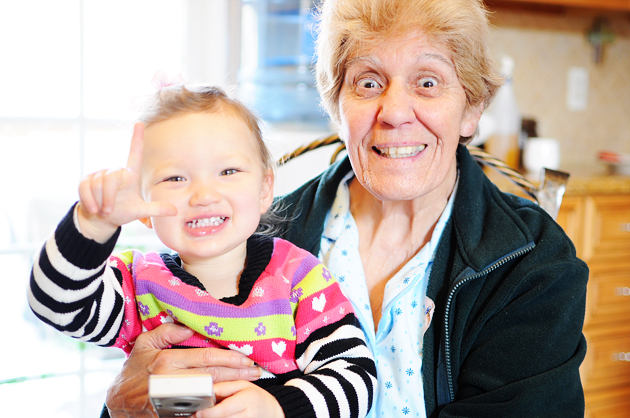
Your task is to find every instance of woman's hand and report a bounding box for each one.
[105,323,263,418]
[77,122,176,243]
[195,381,285,418]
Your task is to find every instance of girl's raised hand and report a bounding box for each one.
[77,123,176,243]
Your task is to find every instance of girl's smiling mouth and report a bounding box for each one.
[186,216,226,229]
[184,216,229,237]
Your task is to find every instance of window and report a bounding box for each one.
[0,1,331,416]
[1,1,184,416]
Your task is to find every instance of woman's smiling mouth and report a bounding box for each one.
[373,145,426,159]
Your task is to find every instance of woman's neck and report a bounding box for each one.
[180,242,247,300]
[349,171,456,253]
[349,167,456,329]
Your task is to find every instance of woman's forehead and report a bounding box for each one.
[345,32,454,71]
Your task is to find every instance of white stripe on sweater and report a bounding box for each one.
[46,236,107,281]
[319,361,376,418]
[297,324,372,373]
[285,378,329,418]
[31,252,103,305]
[30,234,126,345]
[314,372,351,418]
[26,283,82,327]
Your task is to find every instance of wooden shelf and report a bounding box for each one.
[486,0,630,12]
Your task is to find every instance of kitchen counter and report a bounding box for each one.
[486,165,630,197]
[563,172,630,195]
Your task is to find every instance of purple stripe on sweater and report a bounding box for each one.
[290,254,320,288]
[135,280,293,318]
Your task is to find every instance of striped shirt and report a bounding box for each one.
[28,205,376,418]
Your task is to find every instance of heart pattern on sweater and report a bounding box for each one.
[271,340,286,357]
[228,344,253,356]
[312,293,326,312]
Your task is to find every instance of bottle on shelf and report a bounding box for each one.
[484,55,522,170]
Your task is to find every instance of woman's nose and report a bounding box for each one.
[189,183,221,207]
[377,79,416,128]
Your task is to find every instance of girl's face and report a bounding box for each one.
[338,30,482,203]
[140,111,273,265]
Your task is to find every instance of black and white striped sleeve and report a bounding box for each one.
[267,311,376,417]
[27,204,126,346]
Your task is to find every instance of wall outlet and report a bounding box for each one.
[567,66,589,111]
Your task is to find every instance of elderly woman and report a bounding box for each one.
[103,0,588,417]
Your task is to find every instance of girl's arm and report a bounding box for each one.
[27,204,133,348]
[268,257,377,418]
[28,123,174,350]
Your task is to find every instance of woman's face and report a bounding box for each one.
[338,31,482,202]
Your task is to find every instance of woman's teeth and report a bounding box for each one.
[374,145,426,158]
[187,217,225,228]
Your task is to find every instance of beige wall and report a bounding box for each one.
[488,8,630,170]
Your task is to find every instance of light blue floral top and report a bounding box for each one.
[319,170,458,418]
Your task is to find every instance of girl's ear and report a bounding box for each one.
[139,217,153,229]
[259,169,275,215]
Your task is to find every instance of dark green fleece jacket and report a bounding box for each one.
[275,144,588,418]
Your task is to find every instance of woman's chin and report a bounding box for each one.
[358,177,428,202]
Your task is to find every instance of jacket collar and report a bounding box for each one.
[279,156,353,255]
[451,144,535,272]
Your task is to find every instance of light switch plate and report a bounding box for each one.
[567,66,589,111]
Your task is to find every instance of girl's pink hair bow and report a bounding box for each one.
[151,70,186,91]
[130,70,187,111]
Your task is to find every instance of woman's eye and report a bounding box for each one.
[221,169,239,176]
[418,77,438,88]
[357,78,382,89]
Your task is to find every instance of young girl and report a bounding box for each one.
[28,85,376,418]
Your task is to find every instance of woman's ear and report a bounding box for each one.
[259,169,275,215]
[460,103,484,138]
[139,217,153,229]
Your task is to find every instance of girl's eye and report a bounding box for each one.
[418,77,438,88]
[357,78,382,89]
[221,169,239,176]
[164,176,185,182]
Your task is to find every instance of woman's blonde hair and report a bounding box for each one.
[139,85,273,171]
[315,0,503,143]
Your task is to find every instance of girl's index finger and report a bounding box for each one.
[126,122,145,173]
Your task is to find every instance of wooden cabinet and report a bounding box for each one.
[556,194,630,417]
[486,0,630,11]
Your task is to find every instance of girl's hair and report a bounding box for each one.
[139,84,284,235]
[139,85,273,171]
[315,0,503,144]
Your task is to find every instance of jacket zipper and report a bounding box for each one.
[442,242,535,401]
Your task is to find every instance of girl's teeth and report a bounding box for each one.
[374,144,426,158]
[187,217,225,228]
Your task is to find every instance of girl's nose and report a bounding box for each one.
[377,79,416,128]
[189,183,220,207]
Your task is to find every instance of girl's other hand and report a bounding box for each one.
[195,381,285,418]
[105,323,262,418]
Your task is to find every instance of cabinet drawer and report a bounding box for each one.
[582,195,630,261]
[581,332,630,391]
[586,402,630,418]
[585,387,630,418]
[585,264,630,326]
[556,195,583,249]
